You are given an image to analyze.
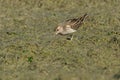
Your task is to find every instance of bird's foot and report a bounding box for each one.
[66,34,73,40]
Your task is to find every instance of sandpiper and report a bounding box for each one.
[55,13,88,40]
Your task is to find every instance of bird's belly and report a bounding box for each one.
[61,29,76,34]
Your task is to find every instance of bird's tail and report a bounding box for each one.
[74,13,88,29]
[75,13,88,24]
[79,13,88,22]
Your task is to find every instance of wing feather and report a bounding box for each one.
[66,13,88,30]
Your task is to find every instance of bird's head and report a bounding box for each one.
[55,26,63,35]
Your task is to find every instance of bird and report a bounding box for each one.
[55,13,88,40]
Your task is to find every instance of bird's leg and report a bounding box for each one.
[66,34,73,40]
[70,34,73,40]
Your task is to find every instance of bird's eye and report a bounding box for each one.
[56,29,59,31]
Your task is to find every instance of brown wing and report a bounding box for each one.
[66,13,88,30]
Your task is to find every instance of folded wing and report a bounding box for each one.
[66,13,88,30]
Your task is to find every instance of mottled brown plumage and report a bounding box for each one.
[66,13,88,30]
[55,13,88,35]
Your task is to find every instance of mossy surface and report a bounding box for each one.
[0,0,120,80]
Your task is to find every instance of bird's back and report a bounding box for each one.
[66,13,88,30]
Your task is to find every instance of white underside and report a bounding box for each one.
[61,28,76,34]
